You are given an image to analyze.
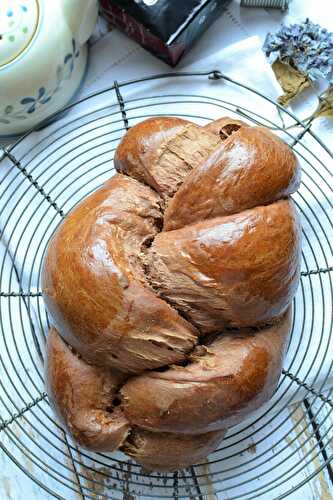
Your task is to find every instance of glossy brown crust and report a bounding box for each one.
[46,328,130,451]
[43,174,198,374]
[164,126,300,231]
[121,309,291,434]
[43,116,302,471]
[114,117,190,191]
[114,116,220,199]
[149,200,301,332]
[122,428,226,471]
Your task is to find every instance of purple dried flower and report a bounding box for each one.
[263,19,333,83]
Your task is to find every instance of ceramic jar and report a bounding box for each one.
[0,0,98,137]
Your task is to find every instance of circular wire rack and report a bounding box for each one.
[0,71,332,499]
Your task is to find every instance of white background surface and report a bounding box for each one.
[1,0,333,498]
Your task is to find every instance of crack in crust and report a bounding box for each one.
[43,116,302,471]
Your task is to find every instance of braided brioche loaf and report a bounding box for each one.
[43,117,301,471]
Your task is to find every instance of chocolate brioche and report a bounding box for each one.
[43,116,301,471]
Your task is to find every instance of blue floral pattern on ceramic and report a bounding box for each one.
[0,1,39,67]
[0,38,80,124]
[21,86,52,113]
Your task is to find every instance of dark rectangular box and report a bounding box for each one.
[100,0,231,66]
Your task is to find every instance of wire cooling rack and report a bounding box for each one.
[0,71,332,499]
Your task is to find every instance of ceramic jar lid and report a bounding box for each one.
[0,0,40,68]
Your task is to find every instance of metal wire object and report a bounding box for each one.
[240,0,290,10]
[0,70,332,499]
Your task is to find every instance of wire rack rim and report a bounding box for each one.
[2,69,325,154]
[1,70,333,498]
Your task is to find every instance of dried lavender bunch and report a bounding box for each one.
[263,19,333,108]
[264,19,333,82]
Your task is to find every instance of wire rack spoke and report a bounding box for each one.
[0,291,42,297]
[2,148,65,217]
[62,434,86,500]
[0,392,47,432]
[114,80,129,131]
[282,370,333,408]
[301,266,333,277]
[290,120,314,147]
